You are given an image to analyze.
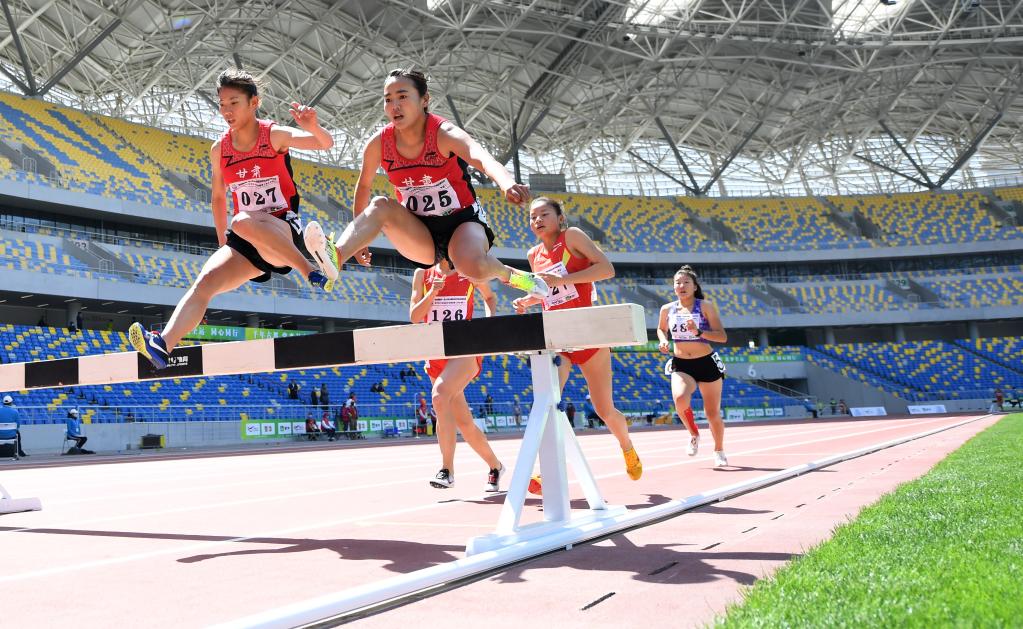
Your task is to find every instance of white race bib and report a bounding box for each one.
[396,178,460,216]
[541,261,580,309]
[669,311,702,341]
[429,294,469,322]
[229,175,287,213]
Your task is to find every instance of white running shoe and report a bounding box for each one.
[714,450,728,468]
[485,464,505,493]
[429,468,454,489]
[687,434,700,457]
[303,221,340,282]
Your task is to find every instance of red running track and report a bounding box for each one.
[0,414,998,627]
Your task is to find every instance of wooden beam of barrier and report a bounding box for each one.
[0,304,646,392]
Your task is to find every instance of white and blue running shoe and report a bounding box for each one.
[129,322,169,370]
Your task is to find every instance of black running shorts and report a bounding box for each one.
[668,352,726,383]
[225,210,309,283]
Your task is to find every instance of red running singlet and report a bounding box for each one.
[220,119,299,217]
[420,267,476,323]
[527,231,600,365]
[381,113,477,217]
[527,231,595,312]
[420,266,482,379]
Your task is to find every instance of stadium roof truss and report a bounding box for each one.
[1,0,1023,196]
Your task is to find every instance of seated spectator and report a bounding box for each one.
[584,394,599,428]
[804,398,818,418]
[65,408,93,454]
[320,411,337,441]
[0,395,28,458]
[1010,391,1022,409]
[415,398,433,438]
[305,414,320,440]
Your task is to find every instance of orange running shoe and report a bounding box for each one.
[623,446,643,480]
[527,475,543,496]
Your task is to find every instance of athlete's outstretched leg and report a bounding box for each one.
[449,222,548,298]
[130,247,256,368]
[325,196,436,267]
[230,213,314,277]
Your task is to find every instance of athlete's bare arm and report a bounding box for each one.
[209,141,228,248]
[269,103,333,152]
[536,227,615,289]
[437,122,530,206]
[353,133,384,217]
[698,300,728,344]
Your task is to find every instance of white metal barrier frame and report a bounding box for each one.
[0,304,646,535]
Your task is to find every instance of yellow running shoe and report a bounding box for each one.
[323,231,338,292]
[507,268,549,299]
[623,446,643,480]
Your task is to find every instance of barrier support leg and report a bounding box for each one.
[0,482,42,515]
[466,352,624,556]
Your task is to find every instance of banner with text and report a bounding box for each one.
[724,407,786,421]
[241,419,307,440]
[614,341,801,364]
[185,325,315,343]
[850,406,888,417]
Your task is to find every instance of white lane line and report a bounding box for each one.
[6,419,888,510]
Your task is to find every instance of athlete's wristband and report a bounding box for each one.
[695,329,703,338]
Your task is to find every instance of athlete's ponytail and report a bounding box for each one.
[675,265,704,300]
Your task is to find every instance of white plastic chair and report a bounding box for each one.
[0,422,20,460]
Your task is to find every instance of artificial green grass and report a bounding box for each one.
[717,413,1023,628]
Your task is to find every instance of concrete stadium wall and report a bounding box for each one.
[18,420,251,455]
[805,362,909,414]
